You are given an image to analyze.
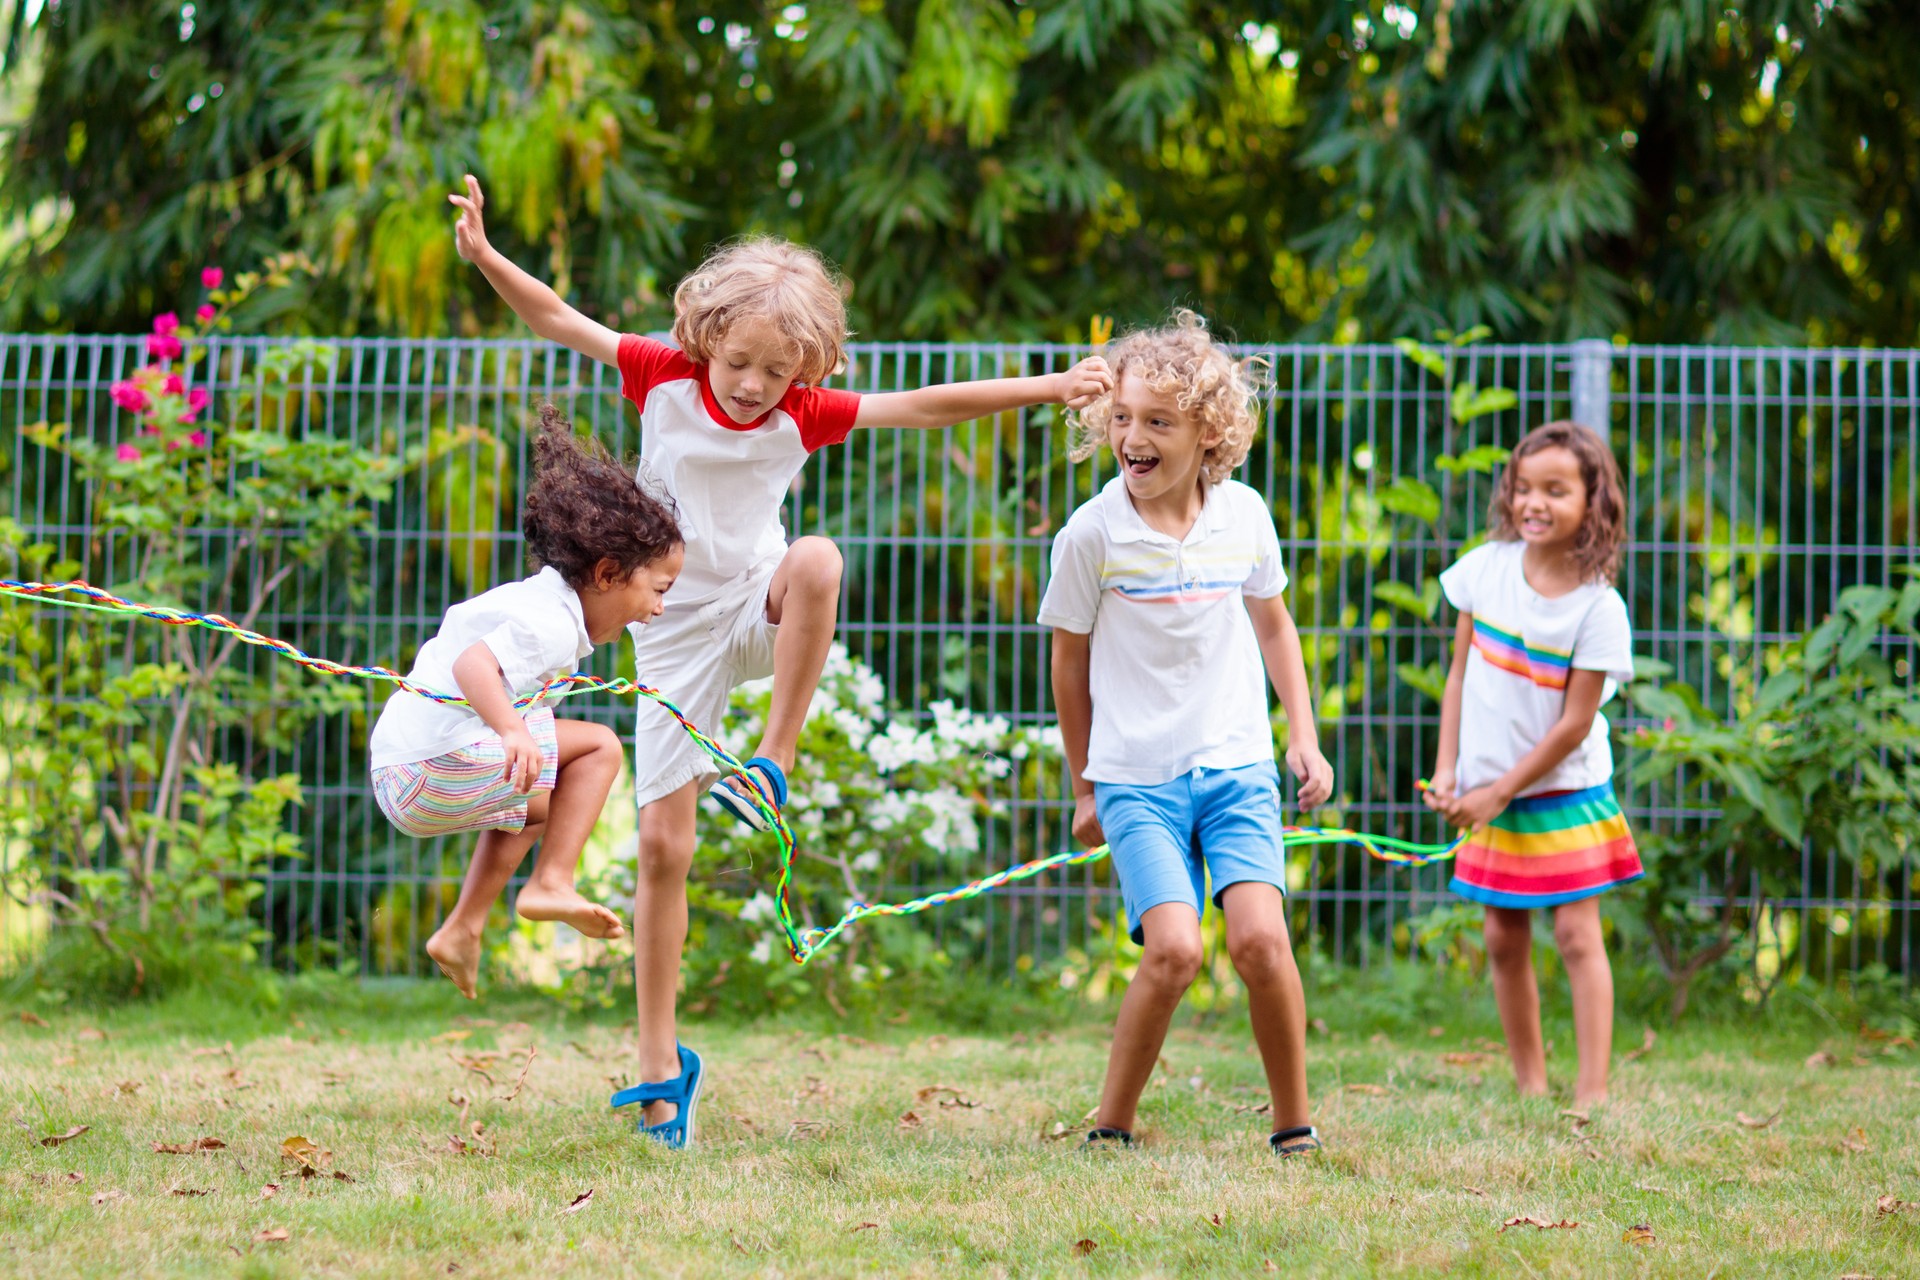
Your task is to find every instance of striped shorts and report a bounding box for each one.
[371,707,560,838]
[1449,783,1644,909]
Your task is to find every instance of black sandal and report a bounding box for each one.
[1082,1126,1134,1149]
[1269,1124,1322,1157]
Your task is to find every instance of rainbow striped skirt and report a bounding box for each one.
[1449,784,1643,909]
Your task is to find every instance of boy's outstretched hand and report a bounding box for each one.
[1055,356,1114,410]
[449,175,491,263]
[1286,742,1334,811]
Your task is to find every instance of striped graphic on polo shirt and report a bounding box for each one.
[1102,547,1251,606]
[1470,616,1572,689]
[1448,784,1644,909]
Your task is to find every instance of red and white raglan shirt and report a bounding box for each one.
[616,334,861,605]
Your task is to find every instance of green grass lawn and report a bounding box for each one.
[3,979,1917,1278]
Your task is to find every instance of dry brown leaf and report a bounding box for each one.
[153,1137,226,1154]
[848,1222,880,1233]
[62,1171,84,1185]
[1428,1026,1446,1038]
[431,1030,472,1044]
[496,1048,538,1103]
[1634,1183,1670,1194]
[1344,1083,1390,1096]
[898,1110,923,1129]
[1840,1127,1870,1154]
[1735,1109,1781,1130]
[1558,1110,1592,1129]
[1621,1224,1656,1246]
[1498,1216,1579,1233]
[1805,1050,1838,1069]
[560,1189,593,1215]
[1262,1262,1278,1274]
[189,1043,234,1058]
[116,1080,143,1095]
[1442,1052,1484,1066]
[1623,1026,1657,1062]
[1072,1239,1098,1256]
[254,1228,290,1243]
[52,1055,77,1067]
[171,1188,213,1197]
[77,1027,107,1041]
[915,1084,981,1109]
[1309,1018,1329,1036]
[1043,1122,1076,1141]
[90,1189,128,1206]
[1877,1195,1914,1216]
[1200,1212,1225,1230]
[1462,1186,1488,1197]
[280,1135,331,1170]
[19,1010,49,1027]
[260,1184,281,1199]
[39,1125,90,1148]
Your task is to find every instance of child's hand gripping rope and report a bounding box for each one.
[2,577,1469,964]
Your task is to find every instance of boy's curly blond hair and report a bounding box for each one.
[1069,310,1265,485]
[671,236,849,386]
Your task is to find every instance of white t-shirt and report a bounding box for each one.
[369,567,594,768]
[1438,540,1634,796]
[618,334,861,606]
[1037,478,1289,786]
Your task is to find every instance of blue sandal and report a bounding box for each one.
[609,1043,704,1148]
[708,757,787,832]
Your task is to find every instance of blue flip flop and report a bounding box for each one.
[708,756,787,832]
[609,1043,703,1148]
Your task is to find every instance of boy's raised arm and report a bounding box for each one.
[451,175,622,368]
[852,357,1112,432]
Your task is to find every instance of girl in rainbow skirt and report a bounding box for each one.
[1423,421,1643,1106]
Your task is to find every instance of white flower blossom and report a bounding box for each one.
[851,849,881,873]
[748,936,774,965]
[738,891,776,924]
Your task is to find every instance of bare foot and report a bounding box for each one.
[425,926,482,999]
[515,885,626,939]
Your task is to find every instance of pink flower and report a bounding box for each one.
[141,424,163,436]
[165,438,184,452]
[1662,718,1675,732]
[148,333,183,361]
[152,311,179,336]
[196,304,216,323]
[163,373,185,396]
[202,267,223,290]
[109,381,151,413]
[115,443,142,463]
[179,386,211,423]
[188,429,208,448]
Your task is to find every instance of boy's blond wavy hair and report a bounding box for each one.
[670,237,849,385]
[1069,310,1265,485]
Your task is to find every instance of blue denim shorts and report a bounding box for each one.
[1093,760,1288,944]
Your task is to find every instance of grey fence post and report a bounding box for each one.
[1570,339,1613,430]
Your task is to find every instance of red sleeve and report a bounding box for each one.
[617,333,696,409]
[782,384,862,452]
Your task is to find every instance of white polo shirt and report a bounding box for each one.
[1438,540,1634,795]
[1037,477,1289,786]
[368,567,594,768]
[618,334,861,607]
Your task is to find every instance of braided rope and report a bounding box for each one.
[2,577,1466,964]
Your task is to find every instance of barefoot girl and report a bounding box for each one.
[1042,311,1333,1155]
[449,175,1111,1144]
[370,407,683,999]
[1422,421,1642,1105]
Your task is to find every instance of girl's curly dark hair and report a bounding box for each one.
[522,403,680,587]
[1489,421,1628,584]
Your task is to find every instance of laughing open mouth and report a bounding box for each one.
[1123,453,1160,476]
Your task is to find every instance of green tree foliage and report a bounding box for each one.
[2,1,1915,343]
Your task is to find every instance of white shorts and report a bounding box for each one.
[629,560,779,809]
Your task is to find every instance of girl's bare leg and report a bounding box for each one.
[513,719,625,938]
[1485,905,1548,1095]
[1553,897,1614,1105]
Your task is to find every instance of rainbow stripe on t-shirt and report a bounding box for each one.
[1471,616,1572,690]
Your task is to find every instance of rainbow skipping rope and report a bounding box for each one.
[1,578,1468,963]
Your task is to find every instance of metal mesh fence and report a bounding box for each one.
[2,335,1915,983]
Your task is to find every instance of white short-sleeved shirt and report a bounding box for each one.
[369,567,594,768]
[1438,540,1634,796]
[618,334,861,606]
[1037,478,1289,786]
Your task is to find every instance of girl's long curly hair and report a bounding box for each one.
[1069,310,1266,485]
[1488,421,1628,584]
[522,403,681,587]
